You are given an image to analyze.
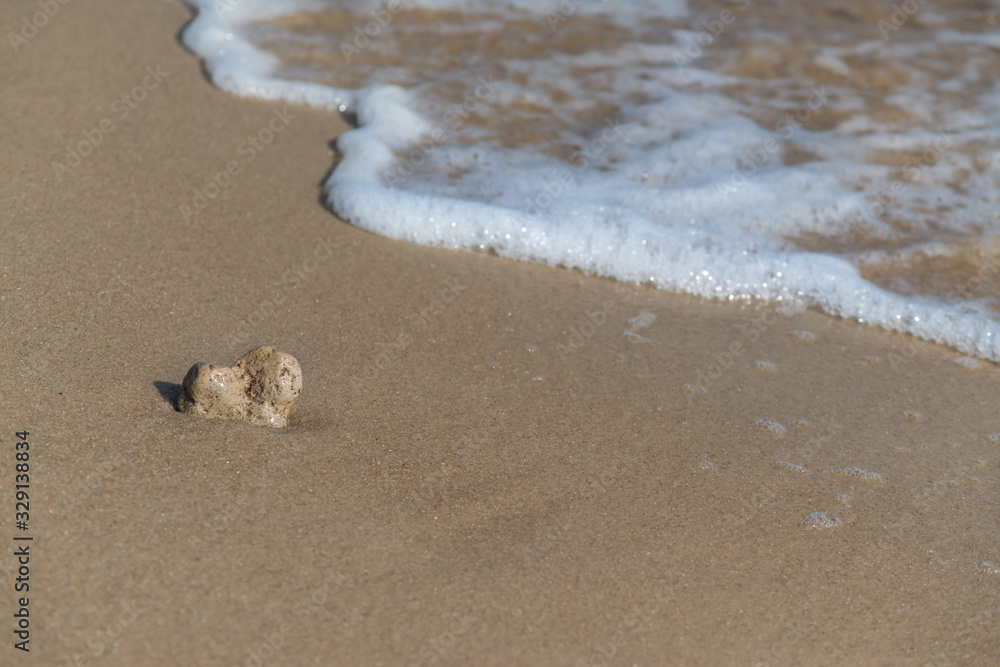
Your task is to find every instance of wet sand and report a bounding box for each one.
[1,1,998,665]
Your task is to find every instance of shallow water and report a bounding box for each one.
[181,0,1000,358]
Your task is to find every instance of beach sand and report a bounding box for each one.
[1,1,998,664]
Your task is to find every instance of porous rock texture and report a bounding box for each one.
[179,347,302,427]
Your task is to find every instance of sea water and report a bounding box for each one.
[180,0,1000,359]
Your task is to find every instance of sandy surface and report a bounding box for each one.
[1,1,999,665]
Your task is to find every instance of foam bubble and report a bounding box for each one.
[973,560,999,574]
[802,512,842,529]
[754,419,786,435]
[623,330,650,343]
[953,356,981,370]
[753,419,785,435]
[829,467,885,483]
[626,312,657,330]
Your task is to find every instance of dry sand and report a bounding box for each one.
[1,1,998,665]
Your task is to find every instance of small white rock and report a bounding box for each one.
[179,346,302,428]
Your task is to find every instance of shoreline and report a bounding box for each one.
[1,0,999,664]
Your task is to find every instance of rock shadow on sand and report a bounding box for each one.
[154,381,183,411]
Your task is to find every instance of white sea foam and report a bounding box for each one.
[830,467,886,483]
[179,0,1000,359]
[802,511,841,530]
